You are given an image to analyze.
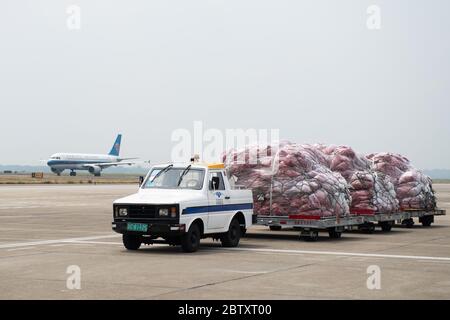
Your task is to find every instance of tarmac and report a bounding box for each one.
[1,184,450,299]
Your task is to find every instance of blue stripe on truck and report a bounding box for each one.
[182,203,253,215]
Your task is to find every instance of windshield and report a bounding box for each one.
[142,167,205,190]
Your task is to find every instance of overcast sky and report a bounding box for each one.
[1,0,449,169]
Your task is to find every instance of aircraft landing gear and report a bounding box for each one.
[70,171,77,177]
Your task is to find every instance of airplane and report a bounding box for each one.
[46,134,139,176]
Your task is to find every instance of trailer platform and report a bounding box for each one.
[350,209,446,231]
[256,214,365,241]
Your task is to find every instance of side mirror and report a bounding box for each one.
[210,176,220,190]
[138,176,144,187]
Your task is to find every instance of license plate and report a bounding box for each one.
[127,223,148,232]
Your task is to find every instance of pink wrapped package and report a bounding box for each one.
[224,143,351,217]
[349,171,399,213]
[396,170,436,210]
[318,145,371,180]
[367,153,436,210]
[367,152,411,183]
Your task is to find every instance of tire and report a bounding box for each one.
[328,230,342,239]
[269,225,282,231]
[302,230,319,241]
[421,216,433,227]
[360,223,375,234]
[402,218,414,228]
[181,223,201,252]
[380,221,393,232]
[221,218,241,247]
[122,233,141,250]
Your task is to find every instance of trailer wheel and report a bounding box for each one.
[360,223,375,234]
[302,231,319,242]
[328,230,342,239]
[269,225,282,231]
[402,218,414,228]
[221,218,241,247]
[380,221,393,232]
[181,223,201,252]
[122,234,142,250]
[420,215,433,227]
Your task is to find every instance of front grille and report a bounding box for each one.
[114,204,179,221]
[128,205,158,219]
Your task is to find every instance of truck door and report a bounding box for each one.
[207,171,230,230]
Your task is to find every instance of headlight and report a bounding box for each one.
[159,208,169,217]
[118,208,128,217]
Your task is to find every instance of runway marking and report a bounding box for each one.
[2,235,450,263]
[0,216,34,218]
[67,240,122,245]
[218,247,450,262]
[0,234,121,249]
[6,247,36,252]
[215,269,269,275]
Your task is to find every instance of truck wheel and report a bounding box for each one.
[181,223,201,252]
[122,234,141,250]
[221,218,241,247]
[269,225,282,231]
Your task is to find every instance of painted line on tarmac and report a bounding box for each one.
[0,215,34,218]
[219,247,450,262]
[3,236,450,263]
[67,240,123,245]
[59,240,450,262]
[7,247,36,252]
[0,234,121,249]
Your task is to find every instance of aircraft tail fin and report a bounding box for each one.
[109,134,122,156]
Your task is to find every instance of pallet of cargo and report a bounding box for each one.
[349,208,446,231]
[256,214,365,241]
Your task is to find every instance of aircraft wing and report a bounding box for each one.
[81,161,140,170]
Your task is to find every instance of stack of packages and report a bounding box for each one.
[316,145,371,180]
[348,171,399,213]
[223,143,436,216]
[223,142,351,217]
[368,153,436,210]
[319,145,399,213]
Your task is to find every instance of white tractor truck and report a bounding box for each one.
[112,162,255,252]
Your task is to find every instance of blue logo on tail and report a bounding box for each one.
[109,134,122,156]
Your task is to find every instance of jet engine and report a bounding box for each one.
[88,166,102,176]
